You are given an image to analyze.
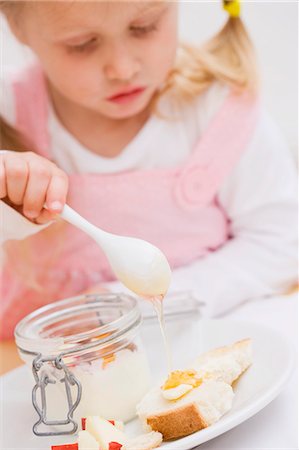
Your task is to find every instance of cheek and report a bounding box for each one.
[145,32,178,80]
[143,8,178,81]
[42,52,103,99]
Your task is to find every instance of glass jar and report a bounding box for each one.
[15,293,151,436]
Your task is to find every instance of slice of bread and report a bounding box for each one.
[190,338,252,385]
[137,339,252,440]
[137,379,234,440]
[146,403,207,440]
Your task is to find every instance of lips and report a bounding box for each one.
[106,86,146,103]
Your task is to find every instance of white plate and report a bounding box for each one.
[0,318,294,450]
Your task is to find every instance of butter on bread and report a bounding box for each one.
[137,338,252,440]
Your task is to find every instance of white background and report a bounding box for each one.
[1,1,298,157]
[178,0,298,158]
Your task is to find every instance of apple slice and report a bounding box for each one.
[111,420,124,431]
[78,431,99,450]
[51,445,78,450]
[86,417,127,450]
[124,431,163,450]
[108,443,122,450]
[82,418,124,431]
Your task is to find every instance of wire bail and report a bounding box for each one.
[32,353,82,437]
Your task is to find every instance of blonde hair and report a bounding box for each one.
[165,17,259,102]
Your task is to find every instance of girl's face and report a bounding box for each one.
[13,1,178,120]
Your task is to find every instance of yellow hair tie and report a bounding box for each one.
[223,0,241,18]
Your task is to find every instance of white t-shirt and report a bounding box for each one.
[1,78,297,317]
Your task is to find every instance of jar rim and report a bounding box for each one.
[15,293,141,357]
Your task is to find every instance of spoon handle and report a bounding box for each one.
[60,204,107,242]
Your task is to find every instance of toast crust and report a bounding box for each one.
[146,403,208,440]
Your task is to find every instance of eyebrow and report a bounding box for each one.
[53,1,169,43]
[133,1,168,17]
[131,2,169,27]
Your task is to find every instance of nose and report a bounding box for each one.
[103,42,140,82]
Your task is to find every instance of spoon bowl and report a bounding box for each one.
[60,205,171,297]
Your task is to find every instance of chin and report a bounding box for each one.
[106,108,147,120]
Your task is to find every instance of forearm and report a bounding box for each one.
[170,230,297,317]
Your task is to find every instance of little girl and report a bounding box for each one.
[0,1,297,339]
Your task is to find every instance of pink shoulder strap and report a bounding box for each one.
[13,64,50,158]
[194,91,259,166]
[175,91,260,209]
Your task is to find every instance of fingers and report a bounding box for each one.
[22,161,51,219]
[23,160,68,220]
[45,171,69,214]
[34,208,56,224]
[4,155,29,205]
[0,151,69,223]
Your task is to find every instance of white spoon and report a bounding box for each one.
[60,204,171,298]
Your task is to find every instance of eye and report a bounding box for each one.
[67,37,98,53]
[130,23,157,38]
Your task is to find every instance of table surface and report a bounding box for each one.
[0,339,23,375]
[0,291,298,449]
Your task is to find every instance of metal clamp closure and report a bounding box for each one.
[32,353,82,436]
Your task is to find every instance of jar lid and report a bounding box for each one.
[15,293,141,358]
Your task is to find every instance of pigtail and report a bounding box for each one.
[204,17,259,92]
[164,17,259,102]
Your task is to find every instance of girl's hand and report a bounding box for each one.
[0,151,68,224]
